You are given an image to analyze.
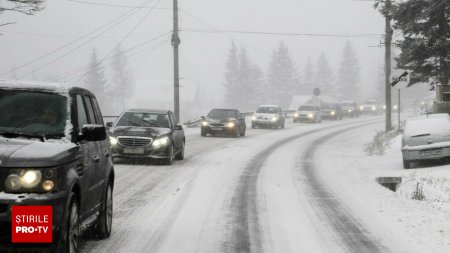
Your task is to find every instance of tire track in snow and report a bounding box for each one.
[298,121,388,253]
[226,118,379,253]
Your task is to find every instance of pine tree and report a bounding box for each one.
[303,57,315,94]
[0,1,45,16]
[267,41,299,109]
[110,45,134,112]
[224,42,239,107]
[393,0,450,97]
[84,49,107,108]
[337,41,361,101]
[315,52,334,97]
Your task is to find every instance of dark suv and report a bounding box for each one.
[0,81,114,253]
[107,109,185,165]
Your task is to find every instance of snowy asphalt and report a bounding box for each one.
[79,116,389,253]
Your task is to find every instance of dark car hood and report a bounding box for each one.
[206,117,236,123]
[109,126,172,138]
[0,138,78,167]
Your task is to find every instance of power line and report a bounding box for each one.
[66,0,170,9]
[180,28,382,38]
[1,0,155,78]
[16,0,159,79]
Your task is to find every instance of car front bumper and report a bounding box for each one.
[252,120,278,126]
[294,115,315,122]
[201,125,237,135]
[0,191,69,251]
[111,144,171,159]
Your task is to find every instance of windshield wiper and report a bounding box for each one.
[410,133,431,138]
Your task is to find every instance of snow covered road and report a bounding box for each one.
[79,117,405,253]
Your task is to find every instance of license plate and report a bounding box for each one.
[420,149,442,156]
[211,127,222,131]
[124,147,145,154]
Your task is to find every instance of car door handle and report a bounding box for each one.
[93,155,100,163]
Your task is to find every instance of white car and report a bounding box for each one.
[402,114,450,169]
[251,105,285,129]
[293,105,322,123]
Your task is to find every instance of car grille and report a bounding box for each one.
[118,136,152,147]
[210,123,224,127]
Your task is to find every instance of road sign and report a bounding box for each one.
[391,70,410,88]
[313,88,321,96]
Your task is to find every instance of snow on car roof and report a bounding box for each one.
[258,105,279,108]
[407,113,450,121]
[0,80,72,94]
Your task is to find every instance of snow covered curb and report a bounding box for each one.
[316,123,450,253]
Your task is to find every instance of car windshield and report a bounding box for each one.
[207,109,236,119]
[0,89,68,137]
[298,105,315,111]
[116,112,170,128]
[404,117,450,137]
[341,102,354,107]
[322,104,335,109]
[364,100,377,105]
[256,107,278,113]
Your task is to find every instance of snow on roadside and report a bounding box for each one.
[317,123,450,253]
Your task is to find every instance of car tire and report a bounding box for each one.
[234,127,241,138]
[61,193,79,253]
[93,182,113,239]
[281,121,285,129]
[251,124,255,129]
[403,159,411,169]
[175,141,185,160]
[241,129,246,136]
[165,145,174,165]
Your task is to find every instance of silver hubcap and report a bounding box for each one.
[69,203,79,253]
[106,186,113,233]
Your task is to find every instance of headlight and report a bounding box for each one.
[383,105,386,109]
[421,101,425,105]
[4,169,55,193]
[152,136,170,147]
[372,106,376,111]
[294,113,299,117]
[308,113,314,118]
[201,121,208,127]
[331,111,336,115]
[227,122,236,128]
[348,109,352,113]
[393,105,398,109]
[271,117,278,122]
[109,136,118,146]
[359,106,363,110]
[251,116,256,121]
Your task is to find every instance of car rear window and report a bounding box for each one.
[404,117,450,137]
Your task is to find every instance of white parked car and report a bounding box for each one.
[402,113,450,169]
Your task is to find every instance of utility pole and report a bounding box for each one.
[172,0,180,122]
[384,0,393,132]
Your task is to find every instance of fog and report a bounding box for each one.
[0,0,398,120]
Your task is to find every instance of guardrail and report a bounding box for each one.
[183,110,297,128]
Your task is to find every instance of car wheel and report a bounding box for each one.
[241,129,246,136]
[234,127,241,138]
[165,145,174,165]
[93,182,113,239]
[281,121,285,129]
[200,129,206,137]
[403,159,411,169]
[66,194,80,253]
[175,141,185,160]
[251,124,255,129]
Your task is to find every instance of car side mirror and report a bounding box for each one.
[106,122,113,127]
[201,116,206,120]
[174,124,183,131]
[80,124,107,142]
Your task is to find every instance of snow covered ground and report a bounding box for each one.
[78,116,450,253]
[318,122,450,253]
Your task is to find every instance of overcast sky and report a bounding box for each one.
[0,0,393,105]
